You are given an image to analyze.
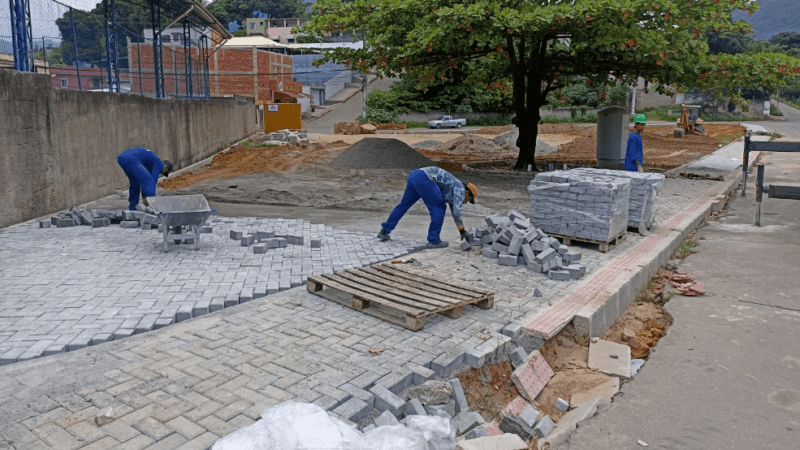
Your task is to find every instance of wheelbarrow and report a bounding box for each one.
[148,195,215,252]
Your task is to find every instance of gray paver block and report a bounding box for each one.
[455,411,485,435]
[424,399,455,418]
[482,248,499,259]
[548,270,571,281]
[241,235,255,246]
[406,363,435,385]
[555,398,569,412]
[491,242,509,254]
[373,409,399,427]
[501,324,522,338]
[120,220,138,228]
[449,378,469,413]
[430,352,464,378]
[464,425,487,440]
[39,219,51,228]
[508,235,523,255]
[499,412,534,441]
[498,254,517,266]
[404,398,426,416]
[509,347,527,369]
[332,397,370,422]
[369,384,405,416]
[533,415,556,438]
[230,230,244,240]
[519,405,540,427]
[253,244,267,254]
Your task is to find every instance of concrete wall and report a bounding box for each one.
[0,69,257,229]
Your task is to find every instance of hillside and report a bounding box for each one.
[732,0,800,40]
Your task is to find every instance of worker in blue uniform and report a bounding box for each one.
[117,147,173,211]
[625,114,646,172]
[377,166,478,249]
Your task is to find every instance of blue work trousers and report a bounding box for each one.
[381,169,446,244]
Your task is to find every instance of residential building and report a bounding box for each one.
[244,17,309,45]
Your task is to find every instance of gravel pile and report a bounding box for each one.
[439,134,509,155]
[329,138,435,169]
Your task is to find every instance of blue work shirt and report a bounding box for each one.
[624,132,643,171]
[421,166,466,228]
[117,148,164,210]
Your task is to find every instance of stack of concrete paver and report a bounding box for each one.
[40,207,213,234]
[463,210,586,281]
[260,129,309,146]
[528,171,631,242]
[568,168,665,229]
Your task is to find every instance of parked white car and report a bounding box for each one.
[427,116,467,129]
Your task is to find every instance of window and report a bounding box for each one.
[162,35,171,43]
[249,23,255,29]
[287,38,295,43]
[60,78,68,87]
[92,78,101,88]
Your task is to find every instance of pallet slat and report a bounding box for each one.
[549,231,627,253]
[375,265,491,297]
[307,264,495,331]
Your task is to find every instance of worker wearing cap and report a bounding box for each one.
[117,147,173,211]
[378,166,478,249]
[625,114,646,172]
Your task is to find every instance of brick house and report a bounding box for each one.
[125,35,301,102]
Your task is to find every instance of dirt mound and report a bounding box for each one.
[439,134,509,155]
[492,130,557,155]
[328,138,435,169]
[539,123,582,134]
[475,125,513,135]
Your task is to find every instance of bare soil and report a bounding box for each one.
[605,301,671,360]
[541,124,747,170]
[457,361,520,423]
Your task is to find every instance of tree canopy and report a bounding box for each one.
[306,0,800,170]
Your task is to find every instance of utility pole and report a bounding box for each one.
[362,70,367,119]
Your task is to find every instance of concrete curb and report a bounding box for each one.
[571,172,741,338]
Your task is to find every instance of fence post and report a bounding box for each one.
[69,7,82,90]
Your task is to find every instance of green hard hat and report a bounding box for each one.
[634,114,647,124]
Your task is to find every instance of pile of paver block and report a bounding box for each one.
[528,171,632,242]
[40,207,214,234]
[260,129,309,146]
[463,210,586,281]
[568,168,665,230]
[231,229,322,252]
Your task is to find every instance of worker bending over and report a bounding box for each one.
[377,166,478,249]
[117,147,173,211]
[625,114,647,172]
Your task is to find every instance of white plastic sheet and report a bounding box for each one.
[362,425,428,450]
[402,412,456,441]
[212,401,365,450]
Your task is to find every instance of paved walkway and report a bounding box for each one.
[0,174,722,450]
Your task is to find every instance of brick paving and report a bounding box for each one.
[0,177,719,449]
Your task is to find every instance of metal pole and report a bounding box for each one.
[9,0,19,70]
[201,34,210,99]
[110,0,120,92]
[41,37,47,71]
[742,133,750,196]
[103,0,113,91]
[150,1,164,98]
[755,164,764,226]
[183,20,192,98]
[69,8,82,90]
[173,50,178,97]
[362,70,366,119]
[137,41,142,95]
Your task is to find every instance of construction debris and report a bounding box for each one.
[467,210,586,281]
[587,339,632,379]
[668,273,705,296]
[260,129,309,146]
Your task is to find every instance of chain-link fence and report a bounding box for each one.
[2,0,214,98]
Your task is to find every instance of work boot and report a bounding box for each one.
[377,229,391,241]
[426,241,449,249]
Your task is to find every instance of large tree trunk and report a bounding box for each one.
[513,107,540,171]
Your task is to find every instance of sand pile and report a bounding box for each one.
[438,134,510,156]
[329,138,435,169]
[492,130,557,155]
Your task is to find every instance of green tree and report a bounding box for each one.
[770,32,800,51]
[307,0,800,170]
[706,31,752,55]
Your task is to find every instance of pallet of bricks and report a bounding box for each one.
[466,211,587,282]
[567,168,665,230]
[528,170,632,252]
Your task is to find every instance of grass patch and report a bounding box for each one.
[638,105,770,123]
[239,141,279,149]
[402,115,513,129]
[675,239,696,259]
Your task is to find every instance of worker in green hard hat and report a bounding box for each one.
[625,114,646,172]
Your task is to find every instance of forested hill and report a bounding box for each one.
[732,0,800,40]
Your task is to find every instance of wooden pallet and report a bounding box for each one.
[548,231,627,253]
[307,264,495,331]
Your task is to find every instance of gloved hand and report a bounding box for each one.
[635,161,644,173]
[460,230,474,244]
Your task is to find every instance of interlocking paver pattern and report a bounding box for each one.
[0,177,719,449]
[0,218,424,363]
